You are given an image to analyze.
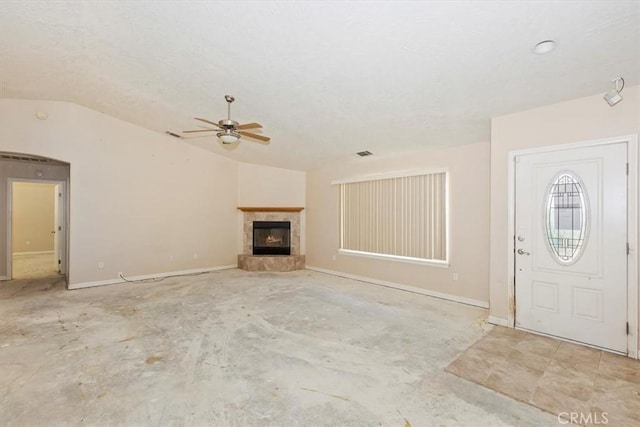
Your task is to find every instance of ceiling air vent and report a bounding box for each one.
[356,151,373,157]
[165,131,183,139]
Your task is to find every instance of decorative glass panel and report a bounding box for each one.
[545,172,588,264]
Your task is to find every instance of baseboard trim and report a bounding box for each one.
[488,316,510,327]
[13,250,54,256]
[0,276,7,281]
[68,264,238,290]
[305,266,489,309]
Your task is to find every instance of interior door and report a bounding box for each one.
[515,142,628,353]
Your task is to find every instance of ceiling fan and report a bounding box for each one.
[183,95,270,144]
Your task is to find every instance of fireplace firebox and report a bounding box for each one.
[253,221,291,255]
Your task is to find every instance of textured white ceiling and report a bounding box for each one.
[1,1,639,170]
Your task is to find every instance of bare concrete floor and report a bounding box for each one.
[11,252,60,279]
[0,269,556,426]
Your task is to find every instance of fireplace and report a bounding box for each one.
[253,221,291,255]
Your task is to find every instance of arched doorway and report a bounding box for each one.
[1,152,70,284]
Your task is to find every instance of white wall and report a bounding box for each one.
[489,86,640,341]
[0,99,239,286]
[237,162,306,254]
[305,141,491,306]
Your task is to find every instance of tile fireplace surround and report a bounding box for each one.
[238,207,305,272]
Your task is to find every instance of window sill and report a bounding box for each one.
[338,249,449,268]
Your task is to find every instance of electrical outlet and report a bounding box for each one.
[169,255,174,261]
[193,252,198,259]
[98,261,104,269]
[452,273,459,281]
[332,255,336,261]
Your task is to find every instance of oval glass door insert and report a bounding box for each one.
[545,172,588,264]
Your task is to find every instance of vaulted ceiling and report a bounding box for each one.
[1,1,638,170]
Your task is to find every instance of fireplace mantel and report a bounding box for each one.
[237,207,304,212]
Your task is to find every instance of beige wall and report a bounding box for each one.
[12,182,56,253]
[306,141,491,305]
[0,99,239,286]
[238,162,305,207]
[237,162,306,254]
[489,86,640,325]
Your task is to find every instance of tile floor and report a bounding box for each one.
[446,326,640,426]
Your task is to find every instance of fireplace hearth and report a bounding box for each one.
[253,221,291,255]
[238,207,304,271]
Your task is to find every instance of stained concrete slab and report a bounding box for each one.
[0,269,557,426]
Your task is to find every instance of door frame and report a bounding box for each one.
[507,134,638,358]
[6,178,69,282]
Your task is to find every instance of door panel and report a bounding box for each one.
[515,143,627,353]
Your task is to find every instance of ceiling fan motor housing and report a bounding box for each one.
[218,119,239,128]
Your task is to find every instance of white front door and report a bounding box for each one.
[515,142,628,353]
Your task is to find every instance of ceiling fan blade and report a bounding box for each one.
[236,122,262,130]
[194,117,222,128]
[183,129,217,133]
[239,131,271,143]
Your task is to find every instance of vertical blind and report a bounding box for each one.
[339,172,447,261]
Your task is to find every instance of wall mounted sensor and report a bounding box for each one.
[603,77,624,106]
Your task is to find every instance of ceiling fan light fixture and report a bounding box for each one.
[218,131,240,144]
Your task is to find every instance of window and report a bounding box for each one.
[544,172,589,265]
[336,169,448,266]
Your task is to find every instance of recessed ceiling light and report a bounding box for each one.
[532,40,556,55]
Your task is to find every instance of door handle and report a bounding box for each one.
[517,249,530,255]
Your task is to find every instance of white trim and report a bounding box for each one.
[627,136,639,359]
[445,166,451,264]
[13,250,54,256]
[0,276,7,281]
[306,265,488,308]
[506,152,517,328]
[508,134,638,157]
[331,167,448,185]
[338,249,449,268]
[68,264,237,290]
[6,177,68,282]
[488,316,509,327]
[507,134,639,358]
